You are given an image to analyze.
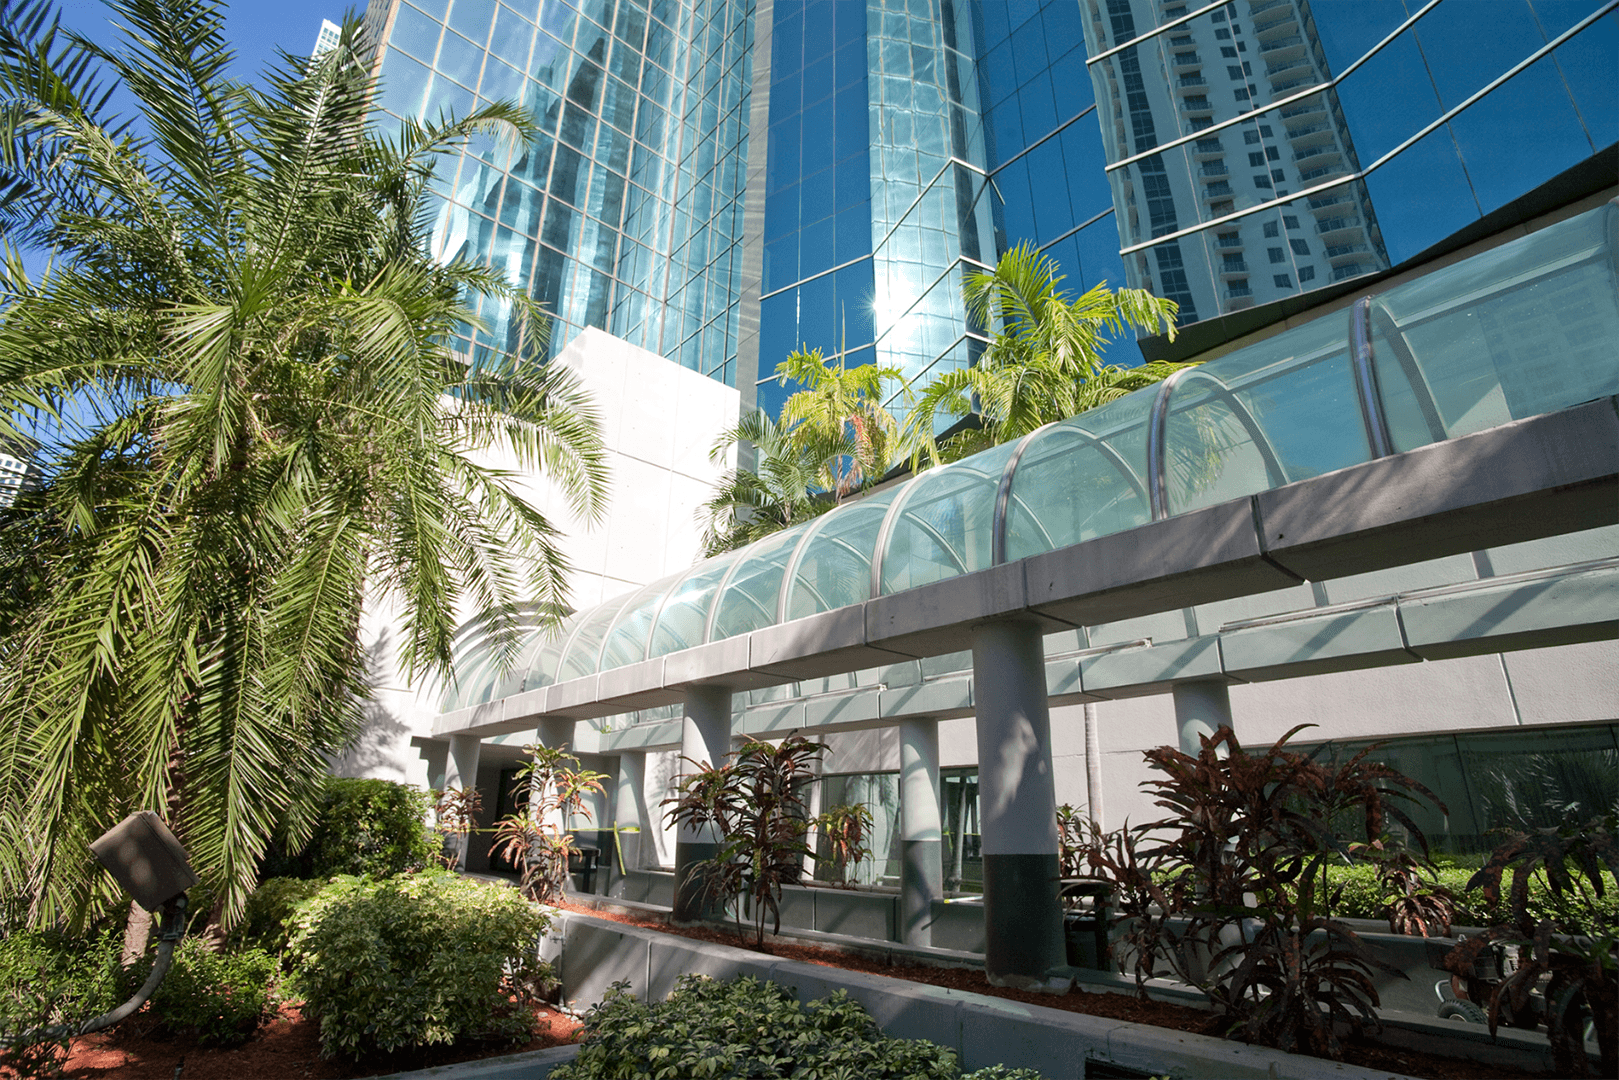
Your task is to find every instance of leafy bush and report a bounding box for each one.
[136,939,277,1046]
[262,778,434,880]
[285,870,551,1059]
[0,930,125,1078]
[230,877,327,957]
[551,974,1044,1080]
[1322,863,1619,928]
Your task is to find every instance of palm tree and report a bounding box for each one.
[904,243,1187,467]
[774,345,905,498]
[0,2,607,928]
[697,408,849,556]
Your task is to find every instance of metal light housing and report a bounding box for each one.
[89,810,199,912]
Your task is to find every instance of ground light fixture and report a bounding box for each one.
[2,810,198,1048]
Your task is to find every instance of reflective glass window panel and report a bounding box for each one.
[709,523,816,641]
[1369,203,1619,452]
[557,593,635,680]
[599,573,685,671]
[880,440,1020,595]
[1162,311,1365,516]
[389,4,444,62]
[1004,388,1154,561]
[649,553,741,656]
[1446,57,1591,216]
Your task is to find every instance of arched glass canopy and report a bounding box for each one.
[444,202,1619,710]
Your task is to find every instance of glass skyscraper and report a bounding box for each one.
[363,0,1616,411]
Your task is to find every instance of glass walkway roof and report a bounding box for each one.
[444,200,1619,714]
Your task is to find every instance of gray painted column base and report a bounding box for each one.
[982,852,1068,994]
[899,838,942,948]
[672,839,725,922]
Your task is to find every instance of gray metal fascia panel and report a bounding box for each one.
[599,719,683,753]
[739,699,807,739]
[1024,499,1300,627]
[1078,636,1227,699]
[804,689,883,730]
[1257,399,1619,582]
[1400,563,1619,660]
[879,676,975,721]
[546,674,623,719]
[748,605,914,679]
[866,561,1050,656]
[595,658,680,709]
[430,704,480,737]
[501,686,552,727]
[1219,603,1418,682]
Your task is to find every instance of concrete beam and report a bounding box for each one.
[1257,397,1619,582]
[750,605,915,680]
[1024,499,1302,628]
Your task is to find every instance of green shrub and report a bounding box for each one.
[231,877,326,957]
[285,870,551,1059]
[1321,863,1619,929]
[0,930,125,1078]
[138,939,277,1046]
[551,974,1047,1080]
[262,778,435,880]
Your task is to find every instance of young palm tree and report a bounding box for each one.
[0,2,607,928]
[774,346,905,498]
[697,408,851,556]
[904,242,1187,467]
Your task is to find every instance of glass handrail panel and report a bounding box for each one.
[1005,388,1154,560]
[784,488,899,620]
[1163,313,1366,516]
[598,572,686,672]
[709,521,816,641]
[879,440,1020,595]
[557,595,634,681]
[649,551,741,657]
[1371,202,1619,452]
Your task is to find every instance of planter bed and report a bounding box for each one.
[551,897,1564,1080]
[46,999,581,1080]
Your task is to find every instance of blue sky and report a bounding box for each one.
[55,0,348,85]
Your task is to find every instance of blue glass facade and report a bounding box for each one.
[370,0,753,386]
[1083,0,1617,322]
[367,0,1616,409]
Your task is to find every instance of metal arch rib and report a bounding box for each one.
[1148,366,1289,519]
[776,508,838,623]
[640,561,710,663]
[1367,298,1449,448]
[992,426,1049,565]
[1349,296,1395,458]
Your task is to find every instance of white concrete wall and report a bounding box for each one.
[335,329,740,787]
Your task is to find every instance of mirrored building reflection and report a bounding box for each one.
[363,0,1616,404]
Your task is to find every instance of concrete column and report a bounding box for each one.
[612,751,646,890]
[673,685,733,922]
[444,733,482,871]
[1172,680,1233,756]
[899,718,943,948]
[971,620,1067,992]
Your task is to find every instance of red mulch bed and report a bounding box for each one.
[19,1000,580,1080]
[554,898,1560,1080]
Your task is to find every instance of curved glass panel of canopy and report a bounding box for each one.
[556,594,636,682]
[1368,201,1619,454]
[597,572,687,672]
[516,613,584,697]
[648,551,741,658]
[709,521,816,641]
[783,488,899,620]
[1004,389,1154,562]
[878,440,1022,595]
[1161,313,1363,517]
